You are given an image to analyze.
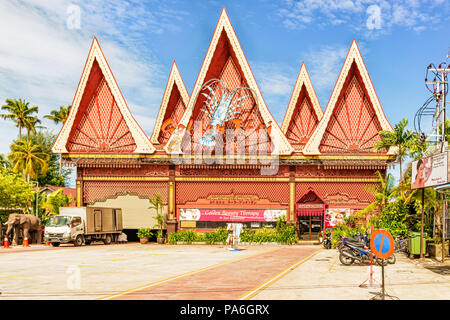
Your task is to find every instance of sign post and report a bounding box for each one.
[370,229,395,300]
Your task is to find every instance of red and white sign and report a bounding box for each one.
[179,208,286,222]
[411,152,448,189]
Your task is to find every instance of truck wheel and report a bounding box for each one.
[74,235,84,247]
[103,234,112,245]
[51,242,60,247]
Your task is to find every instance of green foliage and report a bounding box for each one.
[29,131,72,187]
[8,139,49,181]
[168,230,205,244]
[241,226,298,245]
[39,188,73,225]
[203,227,228,244]
[1,98,40,140]
[330,217,369,248]
[0,168,35,224]
[137,228,153,239]
[149,192,165,238]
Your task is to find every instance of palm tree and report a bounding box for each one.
[44,105,71,125]
[358,171,395,218]
[7,139,50,181]
[374,118,414,182]
[149,192,165,241]
[1,98,39,140]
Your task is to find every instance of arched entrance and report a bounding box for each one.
[295,188,327,240]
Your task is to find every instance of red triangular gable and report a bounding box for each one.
[303,40,394,155]
[281,63,323,150]
[164,8,293,156]
[150,61,189,146]
[52,38,155,154]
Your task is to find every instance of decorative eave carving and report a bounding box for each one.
[303,39,394,156]
[150,61,189,145]
[52,37,155,154]
[164,8,294,156]
[281,62,323,134]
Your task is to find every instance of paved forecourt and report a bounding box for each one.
[0,243,318,300]
[106,246,321,300]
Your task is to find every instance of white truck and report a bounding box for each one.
[44,207,123,247]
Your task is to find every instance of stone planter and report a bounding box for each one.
[139,237,149,244]
[428,243,449,258]
[157,237,166,244]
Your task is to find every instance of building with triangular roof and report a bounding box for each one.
[53,10,395,239]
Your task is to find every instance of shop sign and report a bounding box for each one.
[179,208,286,222]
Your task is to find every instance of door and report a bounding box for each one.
[94,210,102,232]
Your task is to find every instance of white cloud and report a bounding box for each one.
[0,0,188,158]
[277,0,448,33]
[252,62,295,96]
[304,45,348,93]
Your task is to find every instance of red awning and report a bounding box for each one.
[296,208,324,216]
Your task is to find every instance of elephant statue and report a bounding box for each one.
[5,214,42,246]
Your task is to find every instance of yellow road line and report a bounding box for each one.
[237,248,323,300]
[98,247,282,300]
[329,258,337,272]
[0,275,32,279]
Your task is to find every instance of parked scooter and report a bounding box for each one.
[337,232,396,265]
[323,229,332,249]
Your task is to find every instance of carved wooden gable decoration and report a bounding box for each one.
[150,61,189,146]
[281,63,323,150]
[303,40,394,155]
[52,38,155,154]
[164,8,293,156]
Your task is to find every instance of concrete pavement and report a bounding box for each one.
[0,243,448,300]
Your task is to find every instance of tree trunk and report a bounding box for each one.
[18,123,22,140]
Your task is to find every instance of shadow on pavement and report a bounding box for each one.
[424,265,450,275]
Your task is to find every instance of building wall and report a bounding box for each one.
[91,194,167,229]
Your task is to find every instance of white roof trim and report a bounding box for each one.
[164,8,294,155]
[281,62,323,134]
[303,40,394,155]
[150,62,189,145]
[52,38,155,154]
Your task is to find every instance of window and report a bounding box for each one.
[71,217,82,227]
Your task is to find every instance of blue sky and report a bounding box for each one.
[0,0,449,186]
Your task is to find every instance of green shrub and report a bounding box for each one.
[168,225,298,245]
[137,228,153,239]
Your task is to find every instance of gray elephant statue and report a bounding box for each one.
[5,214,42,246]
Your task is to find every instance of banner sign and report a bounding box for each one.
[411,152,448,189]
[179,208,286,222]
[324,208,351,228]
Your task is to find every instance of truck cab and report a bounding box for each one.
[44,215,84,246]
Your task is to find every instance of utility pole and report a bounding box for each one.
[420,52,449,263]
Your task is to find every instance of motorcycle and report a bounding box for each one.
[337,233,396,265]
[323,229,332,249]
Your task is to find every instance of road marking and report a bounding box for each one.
[98,247,282,300]
[237,248,323,300]
[0,275,32,279]
[329,258,337,272]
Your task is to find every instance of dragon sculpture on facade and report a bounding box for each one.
[198,78,254,147]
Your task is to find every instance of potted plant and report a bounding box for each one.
[137,228,153,244]
[149,193,166,244]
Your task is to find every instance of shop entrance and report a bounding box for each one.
[295,188,327,240]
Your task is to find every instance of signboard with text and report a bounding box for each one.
[179,208,286,222]
[411,152,448,189]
